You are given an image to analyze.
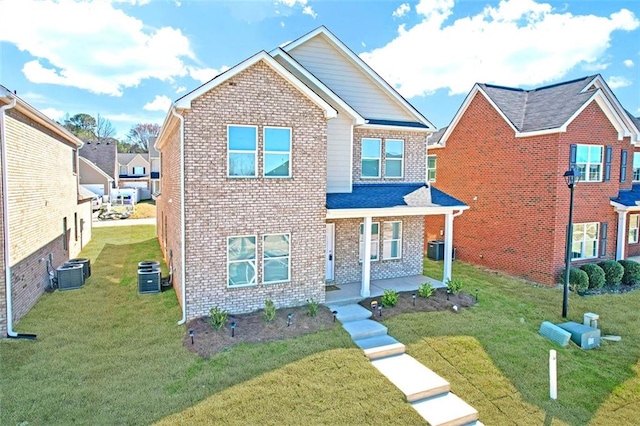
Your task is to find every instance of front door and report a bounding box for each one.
[325,223,335,281]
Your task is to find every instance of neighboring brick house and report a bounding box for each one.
[118,153,151,189]
[1,86,92,337]
[155,26,467,321]
[425,75,640,285]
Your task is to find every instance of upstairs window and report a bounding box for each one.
[133,166,145,175]
[385,139,404,178]
[633,153,640,181]
[571,222,599,260]
[361,138,381,178]
[119,166,127,175]
[427,155,437,182]
[264,127,291,178]
[576,145,603,182]
[228,125,257,177]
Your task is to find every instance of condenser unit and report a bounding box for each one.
[57,264,84,290]
[138,269,161,294]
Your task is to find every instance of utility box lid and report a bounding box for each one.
[557,321,601,350]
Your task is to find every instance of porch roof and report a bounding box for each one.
[611,184,640,208]
[326,183,466,209]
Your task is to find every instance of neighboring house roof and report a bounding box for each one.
[326,183,466,209]
[427,127,447,146]
[611,184,640,209]
[79,139,117,179]
[118,153,148,165]
[79,156,114,182]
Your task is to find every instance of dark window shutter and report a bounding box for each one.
[569,144,577,170]
[600,222,608,258]
[604,146,612,181]
[620,150,628,182]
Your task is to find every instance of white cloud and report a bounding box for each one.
[276,0,316,19]
[0,0,199,96]
[581,62,610,71]
[607,76,632,89]
[40,107,65,122]
[175,86,187,94]
[188,66,229,83]
[623,59,635,67]
[143,95,172,111]
[302,6,317,19]
[361,0,640,97]
[393,3,411,18]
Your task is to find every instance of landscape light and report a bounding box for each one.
[230,322,237,338]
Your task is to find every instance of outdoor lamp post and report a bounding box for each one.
[562,168,580,318]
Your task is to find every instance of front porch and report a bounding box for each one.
[325,275,445,305]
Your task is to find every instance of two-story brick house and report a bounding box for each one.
[155,27,467,321]
[1,86,92,337]
[425,75,640,285]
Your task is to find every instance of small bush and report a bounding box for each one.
[618,260,640,285]
[598,260,624,287]
[580,264,605,289]
[418,282,435,298]
[561,267,589,293]
[209,307,228,329]
[381,289,398,307]
[263,299,276,322]
[306,298,319,317]
[446,278,463,295]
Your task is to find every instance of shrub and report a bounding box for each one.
[598,260,624,287]
[306,298,319,317]
[263,299,276,322]
[561,267,589,293]
[418,282,435,298]
[209,306,228,330]
[618,260,640,285]
[446,278,463,295]
[580,264,605,289]
[381,289,398,307]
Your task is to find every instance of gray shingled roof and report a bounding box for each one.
[479,75,598,132]
[79,140,117,180]
[428,126,447,146]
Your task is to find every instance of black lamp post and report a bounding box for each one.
[562,168,580,318]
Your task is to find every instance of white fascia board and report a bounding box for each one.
[359,123,431,133]
[326,205,469,219]
[175,51,337,119]
[270,48,364,125]
[586,75,640,142]
[79,156,114,181]
[282,26,434,128]
[155,106,180,151]
[610,200,640,211]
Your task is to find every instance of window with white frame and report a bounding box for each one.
[228,125,257,177]
[133,166,145,175]
[263,234,290,283]
[571,223,599,260]
[119,165,127,175]
[264,127,291,177]
[227,236,257,287]
[385,139,404,178]
[361,138,381,178]
[633,152,640,181]
[359,222,380,261]
[427,155,437,182]
[629,214,639,244]
[576,145,603,182]
[382,221,402,259]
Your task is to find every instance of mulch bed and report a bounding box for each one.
[579,283,640,296]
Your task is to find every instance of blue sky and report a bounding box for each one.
[1,0,639,139]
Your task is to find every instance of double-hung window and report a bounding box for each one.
[361,138,381,178]
[427,155,437,182]
[385,139,404,178]
[227,236,257,287]
[228,125,257,177]
[629,214,639,244]
[263,234,290,283]
[382,221,402,259]
[633,153,640,181]
[264,127,291,177]
[576,145,603,182]
[359,222,380,261]
[571,223,599,260]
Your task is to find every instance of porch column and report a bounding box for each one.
[616,210,628,260]
[443,212,454,283]
[361,216,372,297]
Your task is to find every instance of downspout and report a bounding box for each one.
[171,107,187,325]
[1,92,36,339]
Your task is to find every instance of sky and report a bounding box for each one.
[1,0,639,139]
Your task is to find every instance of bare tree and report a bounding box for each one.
[126,123,161,152]
[95,114,116,142]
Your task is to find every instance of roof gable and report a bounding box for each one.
[79,156,114,181]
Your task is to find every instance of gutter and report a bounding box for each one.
[170,107,187,326]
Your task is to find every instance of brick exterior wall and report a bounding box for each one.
[0,150,5,336]
[161,60,329,319]
[328,216,424,284]
[426,94,631,285]
[352,128,427,183]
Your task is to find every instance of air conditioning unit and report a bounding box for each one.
[138,269,161,294]
[57,264,84,290]
[66,258,91,281]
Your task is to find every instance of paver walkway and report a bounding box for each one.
[328,303,482,426]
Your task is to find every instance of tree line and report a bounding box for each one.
[61,113,160,153]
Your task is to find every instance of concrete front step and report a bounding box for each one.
[411,392,479,426]
[371,354,450,402]
[354,335,406,360]
[327,303,372,324]
[342,319,388,341]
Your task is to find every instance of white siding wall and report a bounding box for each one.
[327,110,352,193]
[288,35,413,122]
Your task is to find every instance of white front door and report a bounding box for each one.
[325,223,335,281]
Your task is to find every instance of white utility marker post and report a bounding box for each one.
[549,349,557,400]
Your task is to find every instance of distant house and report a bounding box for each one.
[1,85,92,337]
[148,137,160,195]
[155,26,467,322]
[79,138,118,190]
[118,153,150,190]
[79,156,114,199]
[425,75,640,285]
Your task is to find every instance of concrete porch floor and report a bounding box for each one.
[325,275,445,305]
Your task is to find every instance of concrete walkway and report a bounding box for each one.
[328,303,482,426]
[93,218,156,227]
